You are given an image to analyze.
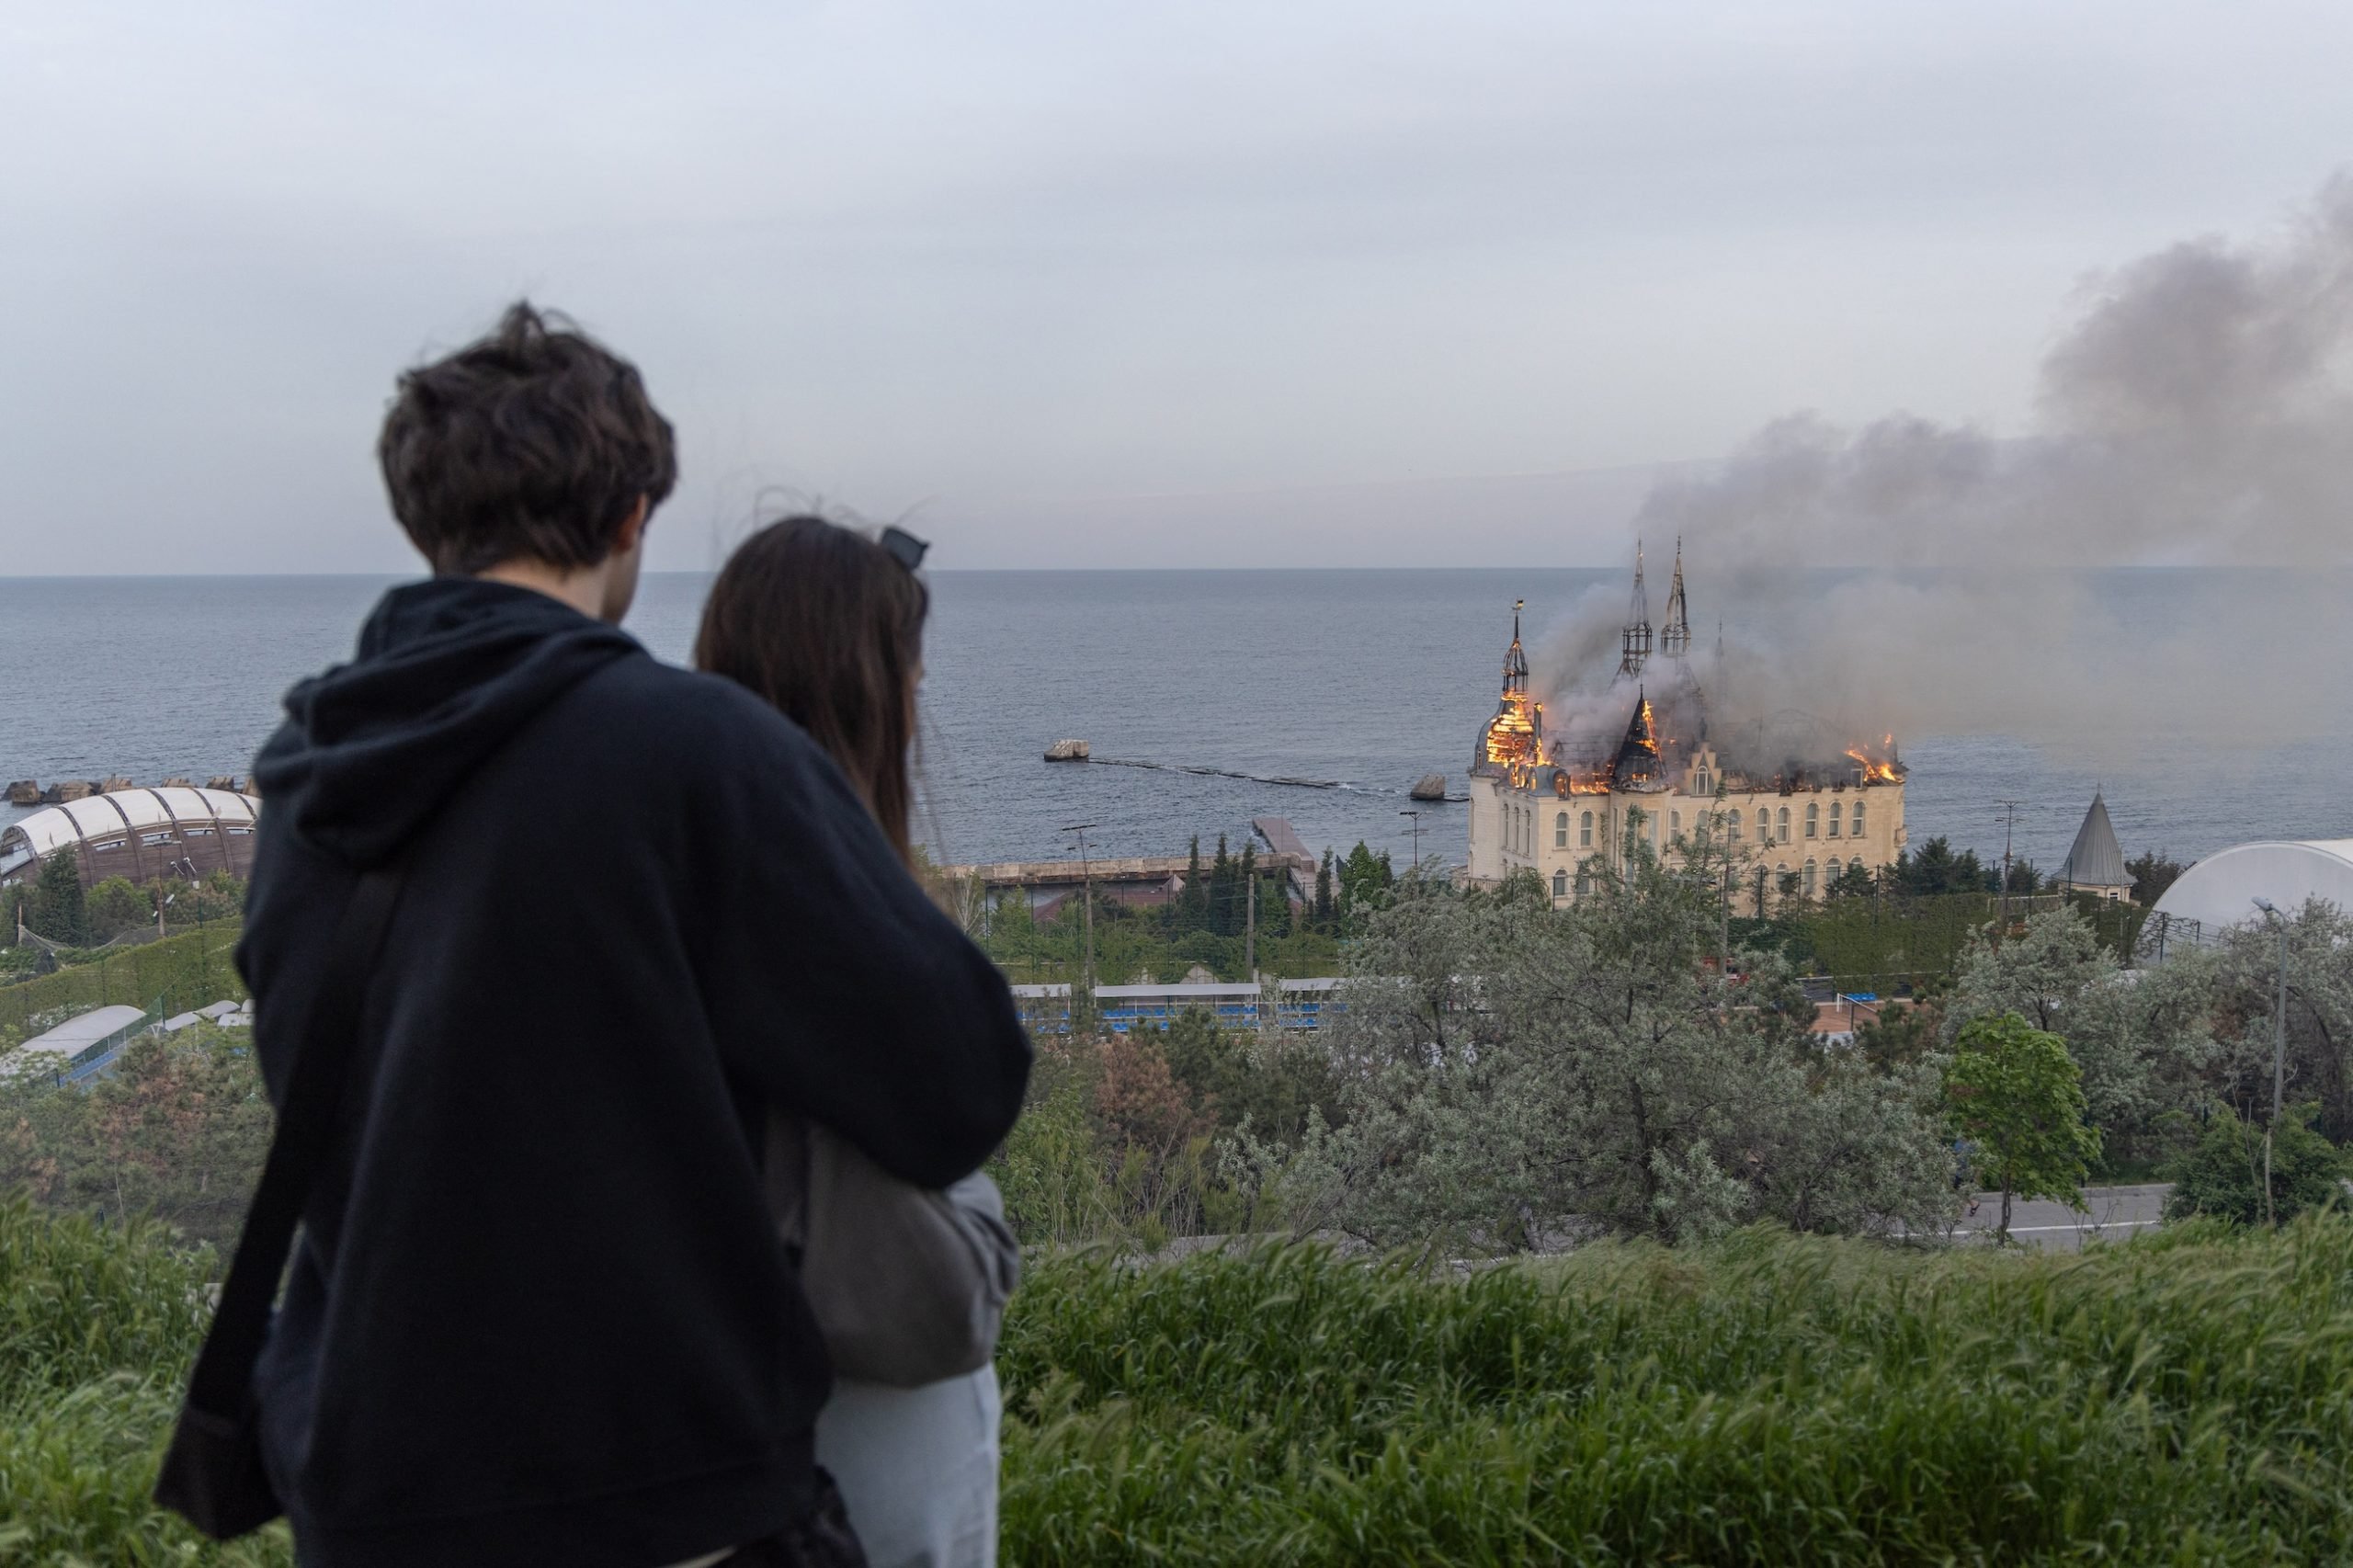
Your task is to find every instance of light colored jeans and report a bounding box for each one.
[815,1365,1001,1568]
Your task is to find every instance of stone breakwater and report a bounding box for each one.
[6,776,252,807]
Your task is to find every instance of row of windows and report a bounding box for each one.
[54,825,251,857]
[1540,799,1870,851]
[1549,855,1877,903]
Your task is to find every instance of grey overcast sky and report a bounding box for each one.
[4,1,2350,574]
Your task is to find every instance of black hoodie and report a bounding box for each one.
[235,578,1029,1568]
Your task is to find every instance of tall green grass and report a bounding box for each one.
[11,1196,2353,1564]
[0,1197,290,1564]
[999,1221,2353,1564]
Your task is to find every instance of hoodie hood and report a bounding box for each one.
[256,577,642,867]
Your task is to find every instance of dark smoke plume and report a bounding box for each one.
[1534,174,2353,757]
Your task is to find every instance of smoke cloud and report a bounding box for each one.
[1533,173,2353,759]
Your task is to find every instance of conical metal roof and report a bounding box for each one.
[2063,791,2131,889]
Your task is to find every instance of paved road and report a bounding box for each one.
[1953,1183,2171,1250]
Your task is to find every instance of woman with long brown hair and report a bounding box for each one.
[696,516,1015,1568]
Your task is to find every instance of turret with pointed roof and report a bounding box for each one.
[1477,599,1546,773]
[2063,790,2133,898]
[1609,687,1662,789]
[1618,541,1653,679]
[1661,539,1690,661]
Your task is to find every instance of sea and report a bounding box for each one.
[2,570,2346,877]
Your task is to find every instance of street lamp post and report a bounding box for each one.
[1063,822,1097,1028]
[1399,810,1422,871]
[2253,897,2289,1227]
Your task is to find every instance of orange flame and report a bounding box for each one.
[1845,746,1902,784]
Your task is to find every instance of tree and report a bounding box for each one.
[1894,836,1987,897]
[28,849,87,946]
[85,877,149,941]
[2127,851,2186,907]
[1240,835,1956,1251]
[1826,860,1877,899]
[1257,869,1293,939]
[1208,835,1236,936]
[1336,842,1394,926]
[2163,1103,2347,1227]
[1946,907,2216,1173]
[1989,858,2043,896]
[1313,850,1336,933]
[1172,836,1207,932]
[0,1026,276,1253]
[1944,1012,2101,1241]
[2198,902,2353,1143]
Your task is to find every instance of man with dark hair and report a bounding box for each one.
[233,304,1029,1565]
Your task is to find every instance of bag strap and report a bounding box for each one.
[181,863,406,1422]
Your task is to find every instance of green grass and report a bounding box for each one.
[998,1222,2353,1564]
[0,1198,290,1564]
[11,1196,2353,1564]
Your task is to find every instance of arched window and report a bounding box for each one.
[1552,869,1568,899]
[1777,807,1790,843]
[1555,811,1568,848]
[1727,808,1742,840]
[1828,801,1842,837]
[1852,801,1867,837]
[1803,859,1817,897]
[1669,810,1682,839]
[1696,768,1711,797]
[1575,869,1593,895]
[1805,801,1820,838]
[1580,811,1594,847]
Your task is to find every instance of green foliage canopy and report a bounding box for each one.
[1945,1011,2102,1234]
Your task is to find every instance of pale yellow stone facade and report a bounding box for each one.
[1466,744,1907,914]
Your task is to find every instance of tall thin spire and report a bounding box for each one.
[1482,598,1544,771]
[1661,537,1690,660]
[1618,540,1653,679]
[1504,597,1529,691]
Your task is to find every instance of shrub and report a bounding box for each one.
[0,1198,292,1563]
[2165,1103,2347,1226]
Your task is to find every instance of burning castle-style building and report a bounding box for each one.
[1465,544,1907,911]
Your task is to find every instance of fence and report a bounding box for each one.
[0,923,245,1048]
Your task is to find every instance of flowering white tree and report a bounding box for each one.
[1236,821,1957,1251]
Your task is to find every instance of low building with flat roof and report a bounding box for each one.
[3,1004,153,1084]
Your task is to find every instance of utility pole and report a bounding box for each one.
[2255,898,2289,1226]
[1399,809,1422,872]
[1063,823,1097,1026]
[1996,800,2022,930]
[1245,868,1256,981]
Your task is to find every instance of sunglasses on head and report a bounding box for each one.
[879,525,929,573]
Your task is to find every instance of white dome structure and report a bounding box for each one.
[0,787,261,892]
[2147,840,2353,945]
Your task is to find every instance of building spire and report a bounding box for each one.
[1661,536,1690,660]
[1618,540,1654,679]
[1482,598,1544,771]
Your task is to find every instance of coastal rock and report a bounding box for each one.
[207,776,239,792]
[1044,739,1091,762]
[159,776,192,789]
[1409,773,1447,801]
[45,780,96,803]
[6,780,39,806]
[101,775,134,793]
